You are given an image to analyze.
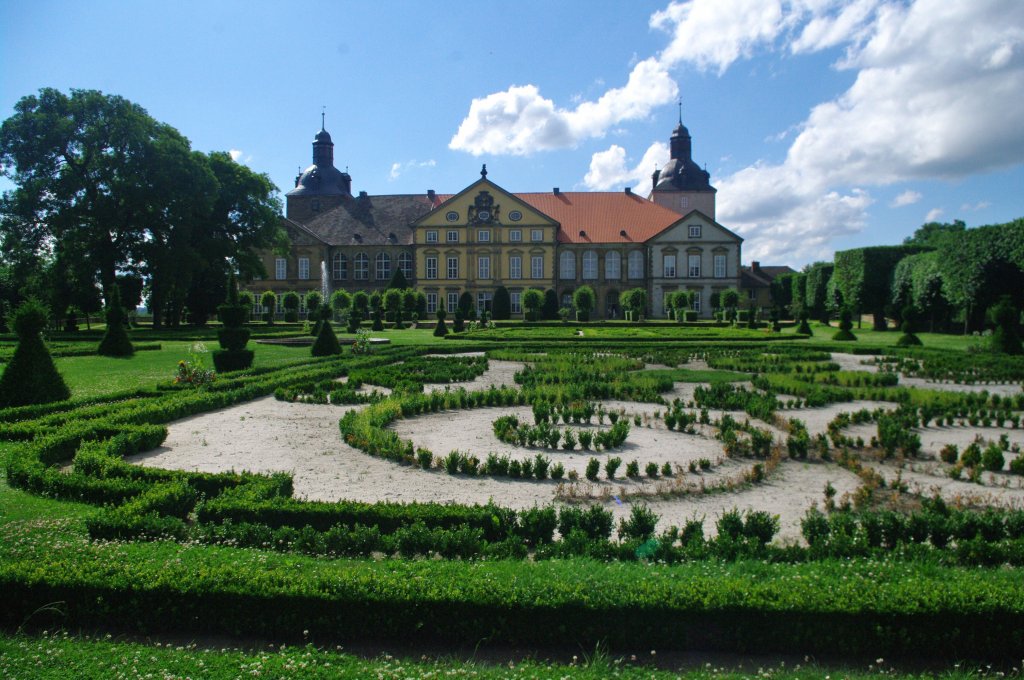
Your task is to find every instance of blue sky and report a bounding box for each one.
[2,0,1022,266]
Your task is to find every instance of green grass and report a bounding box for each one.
[786,322,978,351]
[643,368,750,383]
[1,632,1007,680]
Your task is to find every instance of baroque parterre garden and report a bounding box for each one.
[2,317,1024,677]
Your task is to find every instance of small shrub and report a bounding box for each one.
[645,461,659,478]
[416,447,433,470]
[577,429,593,450]
[0,299,71,407]
[961,441,982,468]
[939,444,959,464]
[661,461,673,476]
[604,456,622,480]
[618,504,659,541]
[585,457,600,481]
[625,459,640,478]
[561,428,577,451]
[981,443,1005,472]
[550,462,565,480]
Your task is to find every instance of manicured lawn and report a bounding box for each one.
[0,631,992,679]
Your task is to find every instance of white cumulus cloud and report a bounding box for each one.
[388,159,437,181]
[583,142,670,191]
[890,190,922,207]
[924,207,944,222]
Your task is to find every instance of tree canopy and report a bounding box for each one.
[0,88,286,327]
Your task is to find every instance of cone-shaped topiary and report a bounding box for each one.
[796,311,813,335]
[97,286,134,357]
[896,305,922,347]
[371,308,384,331]
[0,299,71,407]
[311,306,342,356]
[989,296,1023,355]
[433,307,448,337]
[213,272,254,372]
[832,307,857,341]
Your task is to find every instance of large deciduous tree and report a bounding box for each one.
[0,88,285,328]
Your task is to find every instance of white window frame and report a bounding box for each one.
[582,251,597,280]
[531,255,544,279]
[426,293,438,313]
[398,252,413,278]
[447,256,459,279]
[627,250,644,279]
[425,256,438,280]
[332,253,347,280]
[509,229,522,242]
[476,292,493,314]
[510,291,521,314]
[446,230,459,243]
[559,251,576,280]
[375,252,391,281]
[688,224,702,238]
[447,292,459,314]
[714,253,727,279]
[531,229,543,242]
[680,196,689,209]
[298,257,310,280]
[275,258,287,280]
[663,254,676,278]
[478,255,491,280]
[692,291,701,312]
[477,229,490,243]
[426,230,438,244]
[688,254,701,278]
[509,255,522,280]
[605,251,620,280]
[354,253,369,280]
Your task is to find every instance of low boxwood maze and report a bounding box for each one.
[492,414,630,452]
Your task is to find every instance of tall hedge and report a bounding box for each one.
[492,286,511,321]
[97,286,134,357]
[804,262,833,323]
[832,245,927,330]
[0,299,71,407]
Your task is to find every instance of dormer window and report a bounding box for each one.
[688,224,702,238]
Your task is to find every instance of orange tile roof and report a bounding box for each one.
[514,192,684,244]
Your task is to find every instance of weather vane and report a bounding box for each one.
[678,99,683,124]
[321,105,326,129]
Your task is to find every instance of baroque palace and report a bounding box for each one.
[250,118,753,320]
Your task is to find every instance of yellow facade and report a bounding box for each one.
[413,177,557,313]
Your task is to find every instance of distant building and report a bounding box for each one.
[740,261,797,314]
[251,118,752,319]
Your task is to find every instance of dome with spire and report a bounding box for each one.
[287,120,351,198]
[652,117,714,194]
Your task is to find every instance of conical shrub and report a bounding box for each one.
[0,299,71,407]
[213,272,254,372]
[312,306,342,356]
[97,286,134,357]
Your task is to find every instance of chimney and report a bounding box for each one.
[752,261,761,274]
[624,187,632,195]
[553,187,560,195]
[427,189,436,201]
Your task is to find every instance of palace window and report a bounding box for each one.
[692,291,701,312]
[559,251,576,280]
[478,255,491,280]
[509,229,522,242]
[509,255,522,280]
[398,252,413,278]
[477,292,493,314]
[426,293,438,314]
[478,229,490,243]
[627,250,644,279]
[375,252,390,280]
[447,292,459,314]
[354,253,369,280]
[663,254,677,278]
[446,230,459,243]
[688,224,702,238]
[605,251,620,280]
[426,230,438,243]
[714,253,727,278]
[688,254,701,278]
[447,256,459,279]
[332,253,347,280]
[510,291,521,314]
[298,257,310,280]
[582,251,597,280]
[275,258,286,280]
[425,256,438,280]
[531,255,544,279]
[531,229,543,242]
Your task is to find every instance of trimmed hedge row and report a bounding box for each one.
[3,540,1023,659]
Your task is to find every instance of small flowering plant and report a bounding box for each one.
[174,342,216,387]
[351,328,373,355]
